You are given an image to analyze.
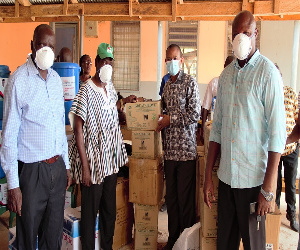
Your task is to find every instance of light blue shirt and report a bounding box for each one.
[0,56,69,190]
[210,50,286,188]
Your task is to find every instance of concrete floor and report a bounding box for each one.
[0,193,298,250]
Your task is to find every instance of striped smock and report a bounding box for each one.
[68,79,128,184]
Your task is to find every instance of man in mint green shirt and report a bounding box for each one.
[204,11,286,250]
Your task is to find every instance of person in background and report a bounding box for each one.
[204,11,286,250]
[286,92,300,250]
[200,56,234,144]
[157,44,201,250]
[58,47,73,62]
[159,73,170,97]
[0,24,71,249]
[79,54,92,86]
[68,43,137,250]
[274,64,299,232]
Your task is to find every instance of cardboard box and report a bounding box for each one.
[126,101,161,131]
[114,177,134,249]
[0,177,7,205]
[129,157,164,205]
[200,189,218,238]
[134,229,158,250]
[135,204,159,231]
[132,131,162,159]
[266,205,281,250]
[120,125,132,141]
[113,204,134,249]
[62,207,100,250]
[199,229,217,250]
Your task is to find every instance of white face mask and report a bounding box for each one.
[99,64,113,83]
[232,33,253,61]
[35,46,55,70]
[166,60,180,76]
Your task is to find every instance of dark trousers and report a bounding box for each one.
[276,145,299,216]
[81,173,117,250]
[217,180,266,250]
[164,160,196,247]
[16,157,67,250]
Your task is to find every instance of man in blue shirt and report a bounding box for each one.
[204,11,286,250]
[0,24,71,249]
[159,73,170,97]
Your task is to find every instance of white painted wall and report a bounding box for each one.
[260,21,300,93]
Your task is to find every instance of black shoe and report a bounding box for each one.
[286,214,299,232]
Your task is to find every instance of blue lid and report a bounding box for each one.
[52,62,80,70]
[0,65,11,75]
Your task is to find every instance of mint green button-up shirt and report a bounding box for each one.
[209,50,286,188]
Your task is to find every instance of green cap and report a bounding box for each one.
[97,43,114,59]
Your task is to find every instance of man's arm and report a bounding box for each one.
[287,118,300,144]
[257,151,281,216]
[73,115,91,187]
[203,141,221,208]
[0,75,22,215]
[258,68,287,215]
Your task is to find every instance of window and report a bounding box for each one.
[112,21,140,91]
[52,22,78,63]
[168,21,198,78]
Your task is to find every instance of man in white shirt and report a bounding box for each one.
[200,56,233,144]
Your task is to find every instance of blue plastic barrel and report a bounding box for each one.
[0,65,11,120]
[52,63,80,125]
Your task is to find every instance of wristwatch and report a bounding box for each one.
[260,187,274,202]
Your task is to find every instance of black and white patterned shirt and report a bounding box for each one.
[162,70,201,161]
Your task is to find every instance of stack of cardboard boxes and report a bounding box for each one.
[198,121,219,249]
[126,101,164,250]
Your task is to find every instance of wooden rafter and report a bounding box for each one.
[0,0,299,23]
[18,0,31,7]
[63,0,68,15]
[15,0,20,17]
[172,0,177,22]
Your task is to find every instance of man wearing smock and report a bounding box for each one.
[157,44,201,250]
[0,24,71,249]
[68,43,136,250]
[203,11,286,250]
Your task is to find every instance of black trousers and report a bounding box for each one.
[80,173,118,250]
[276,145,299,216]
[217,180,266,250]
[164,160,196,247]
[16,157,67,250]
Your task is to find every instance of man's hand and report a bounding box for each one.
[82,166,91,187]
[156,114,170,132]
[66,169,72,191]
[8,187,22,216]
[203,178,215,209]
[257,192,272,216]
[125,95,137,104]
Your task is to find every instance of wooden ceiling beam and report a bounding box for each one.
[18,0,31,7]
[0,0,300,22]
[15,0,20,17]
[63,0,68,15]
[172,0,177,22]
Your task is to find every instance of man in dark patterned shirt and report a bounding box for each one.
[157,44,201,249]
